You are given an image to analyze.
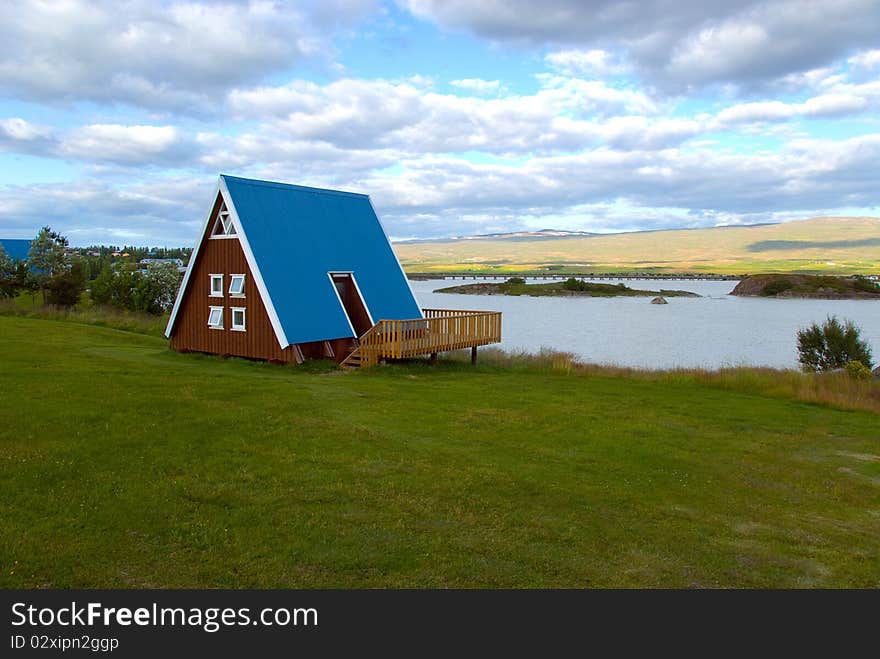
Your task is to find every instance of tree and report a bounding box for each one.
[797,315,873,372]
[89,262,180,315]
[0,245,17,299]
[45,261,86,307]
[142,262,181,312]
[89,266,138,311]
[28,226,70,302]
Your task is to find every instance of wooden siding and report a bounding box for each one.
[170,194,351,363]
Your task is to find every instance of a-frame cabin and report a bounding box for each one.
[165,175,501,368]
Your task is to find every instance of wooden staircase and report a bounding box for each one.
[339,341,362,370]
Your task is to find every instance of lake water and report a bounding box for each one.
[409,278,880,370]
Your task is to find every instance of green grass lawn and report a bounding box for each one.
[1,315,878,588]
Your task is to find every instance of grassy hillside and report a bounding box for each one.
[1,316,879,588]
[395,216,880,275]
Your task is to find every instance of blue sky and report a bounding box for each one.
[0,0,878,246]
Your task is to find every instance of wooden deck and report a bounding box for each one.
[341,308,501,369]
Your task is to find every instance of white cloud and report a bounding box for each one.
[3,132,878,244]
[544,49,624,76]
[715,101,795,125]
[228,74,663,157]
[0,0,376,112]
[450,78,503,94]
[0,117,53,142]
[713,88,876,128]
[0,118,56,157]
[402,0,880,90]
[59,124,198,165]
[800,93,868,117]
[849,49,880,70]
[0,175,212,244]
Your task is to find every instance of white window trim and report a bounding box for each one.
[230,306,246,332]
[208,305,224,330]
[210,203,238,239]
[209,274,224,298]
[229,274,246,298]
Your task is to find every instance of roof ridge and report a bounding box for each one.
[220,174,369,200]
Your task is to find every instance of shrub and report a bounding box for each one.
[844,360,873,380]
[761,277,793,296]
[90,263,180,315]
[563,277,585,291]
[797,315,873,372]
[0,246,26,299]
[44,262,86,307]
[505,277,526,285]
[852,276,880,293]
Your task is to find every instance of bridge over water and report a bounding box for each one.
[407,273,742,281]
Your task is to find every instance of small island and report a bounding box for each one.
[435,277,700,298]
[731,274,880,299]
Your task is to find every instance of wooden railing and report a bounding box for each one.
[356,309,501,368]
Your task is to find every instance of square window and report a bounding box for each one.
[229,274,245,297]
[210,274,223,297]
[231,307,246,331]
[208,306,224,329]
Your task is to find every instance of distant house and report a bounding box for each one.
[0,239,31,261]
[139,257,186,274]
[165,175,500,367]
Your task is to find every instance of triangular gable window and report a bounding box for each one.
[212,200,237,236]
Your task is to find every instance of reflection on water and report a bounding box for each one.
[409,278,880,370]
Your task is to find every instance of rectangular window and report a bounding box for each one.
[231,307,246,332]
[229,274,245,297]
[208,306,224,329]
[210,274,224,297]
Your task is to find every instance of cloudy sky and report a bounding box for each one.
[1,0,879,245]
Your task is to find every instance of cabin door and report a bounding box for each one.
[330,273,374,338]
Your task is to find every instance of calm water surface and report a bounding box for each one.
[409,278,880,370]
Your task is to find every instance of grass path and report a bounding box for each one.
[1,316,878,587]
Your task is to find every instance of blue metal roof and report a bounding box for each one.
[221,175,421,345]
[0,239,31,261]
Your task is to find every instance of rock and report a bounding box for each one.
[651,296,668,304]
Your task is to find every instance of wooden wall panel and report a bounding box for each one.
[169,194,354,363]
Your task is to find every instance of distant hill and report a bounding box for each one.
[393,216,880,275]
[396,229,596,244]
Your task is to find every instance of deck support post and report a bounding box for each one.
[471,346,478,365]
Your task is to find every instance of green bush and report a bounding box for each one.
[852,276,880,293]
[505,277,526,285]
[44,262,86,307]
[90,263,180,315]
[797,315,873,372]
[761,278,793,296]
[844,360,873,380]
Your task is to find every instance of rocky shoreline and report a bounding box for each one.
[731,274,880,299]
